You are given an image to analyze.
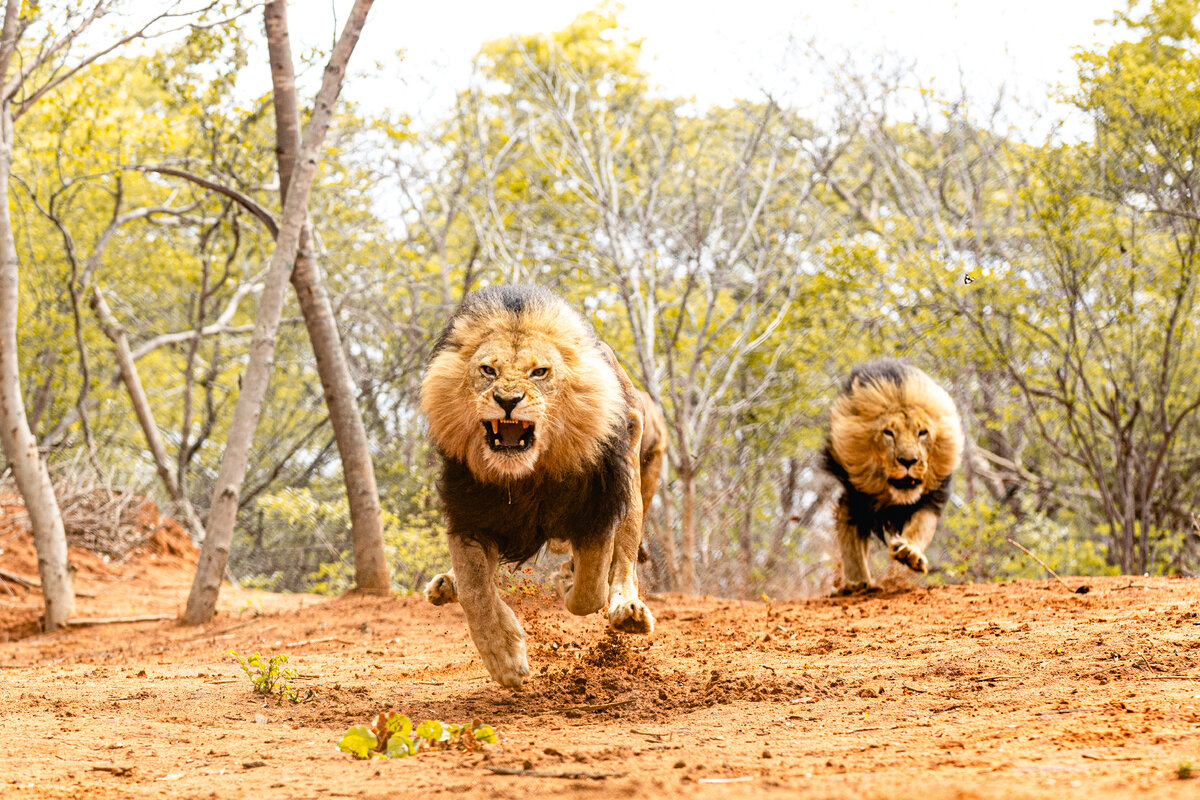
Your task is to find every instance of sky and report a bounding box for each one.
[287,0,1125,125]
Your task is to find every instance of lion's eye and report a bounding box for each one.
[530,367,549,378]
[883,429,895,438]
[480,364,497,378]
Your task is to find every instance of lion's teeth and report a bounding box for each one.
[491,420,498,434]
[520,421,529,429]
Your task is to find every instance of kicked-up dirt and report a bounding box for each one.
[2,509,1199,799]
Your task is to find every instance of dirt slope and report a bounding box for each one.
[2,527,1199,800]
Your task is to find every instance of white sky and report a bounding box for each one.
[291,0,1124,124]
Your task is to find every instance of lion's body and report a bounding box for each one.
[822,360,963,592]
[419,286,654,688]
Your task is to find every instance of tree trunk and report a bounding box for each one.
[676,458,698,594]
[764,457,800,579]
[183,0,375,624]
[0,98,75,628]
[264,0,390,594]
[91,285,205,539]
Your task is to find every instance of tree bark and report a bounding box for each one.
[91,285,205,539]
[183,0,375,624]
[264,0,389,594]
[676,457,698,594]
[0,1,74,631]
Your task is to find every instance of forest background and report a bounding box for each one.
[4,0,1200,605]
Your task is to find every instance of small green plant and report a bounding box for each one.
[338,712,498,760]
[227,650,310,703]
[1178,762,1194,780]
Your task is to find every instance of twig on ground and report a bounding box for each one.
[282,635,355,647]
[631,728,672,740]
[90,765,133,776]
[66,614,173,626]
[0,568,38,589]
[484,766,626,779]
[1007,539,1083,592]
[542,696,635,714]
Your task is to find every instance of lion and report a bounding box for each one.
[418,285,655,688]
[822,359,963,593]
[634,389,667,563]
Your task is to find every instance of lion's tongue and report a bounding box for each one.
[499,423,524,447]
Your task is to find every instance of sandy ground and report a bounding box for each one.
[2,508,1200,799]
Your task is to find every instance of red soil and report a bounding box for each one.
[2,498,1199,799]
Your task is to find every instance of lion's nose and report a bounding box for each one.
[897,455,918,468]
[493,392,524,415]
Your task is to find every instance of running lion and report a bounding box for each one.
[823,360,964,593]
[419,285,654,688]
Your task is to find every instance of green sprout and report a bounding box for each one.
[227,650,311,703]
[338,711,499,760]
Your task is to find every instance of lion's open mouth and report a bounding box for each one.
[887,476,921,491]
[482,419,535,452]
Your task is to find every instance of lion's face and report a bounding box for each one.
[873,411,935,505]
[465,330,569,479]
[421,288,626,485]
[829,364,963,507]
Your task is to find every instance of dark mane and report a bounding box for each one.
[430,285,566,357]
[437,422,636,564]
[823,440,951,542]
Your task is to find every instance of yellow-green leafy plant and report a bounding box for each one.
[337,712,498,760]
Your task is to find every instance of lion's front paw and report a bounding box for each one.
[890,541,929,573]
[424,572,458,606]
[608,598,655,634]
[834,582,881,596]
[478,636,529,689]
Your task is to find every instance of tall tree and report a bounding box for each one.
[184,0,375,623]
[1,0,244,629]
[0,0,74,629]
[261,0,389,594]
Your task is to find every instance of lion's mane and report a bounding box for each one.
[420,285,636,564]
[822,359,963,541]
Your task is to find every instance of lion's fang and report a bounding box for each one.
[494,437,501,446]
[520,421,529,428]
[490,420,499,433]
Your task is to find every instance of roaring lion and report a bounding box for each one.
[823,359,963,593]
[419,285,654,688]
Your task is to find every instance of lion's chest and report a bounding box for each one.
[437,455,632,563]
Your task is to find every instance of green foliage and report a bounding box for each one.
[1178,762,1194,780]
[337,711,498,760]
[936,497,1118,584]
[226,650,310,704]
[236,485,449,595]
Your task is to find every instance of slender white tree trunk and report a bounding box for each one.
[264,0,390,594]
[0,2,74,631]
[183,0,375,624]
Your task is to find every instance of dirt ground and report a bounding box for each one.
[2,506,1200,799]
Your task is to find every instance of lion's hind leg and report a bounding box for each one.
[424,570,459,605]
[885,508,937,574]
[448,535,529,689]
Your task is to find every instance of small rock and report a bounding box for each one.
[762,749,773,758]
[673,760,686,769]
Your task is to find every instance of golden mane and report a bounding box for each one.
[419,286,627,483]
[828,364,963,500]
